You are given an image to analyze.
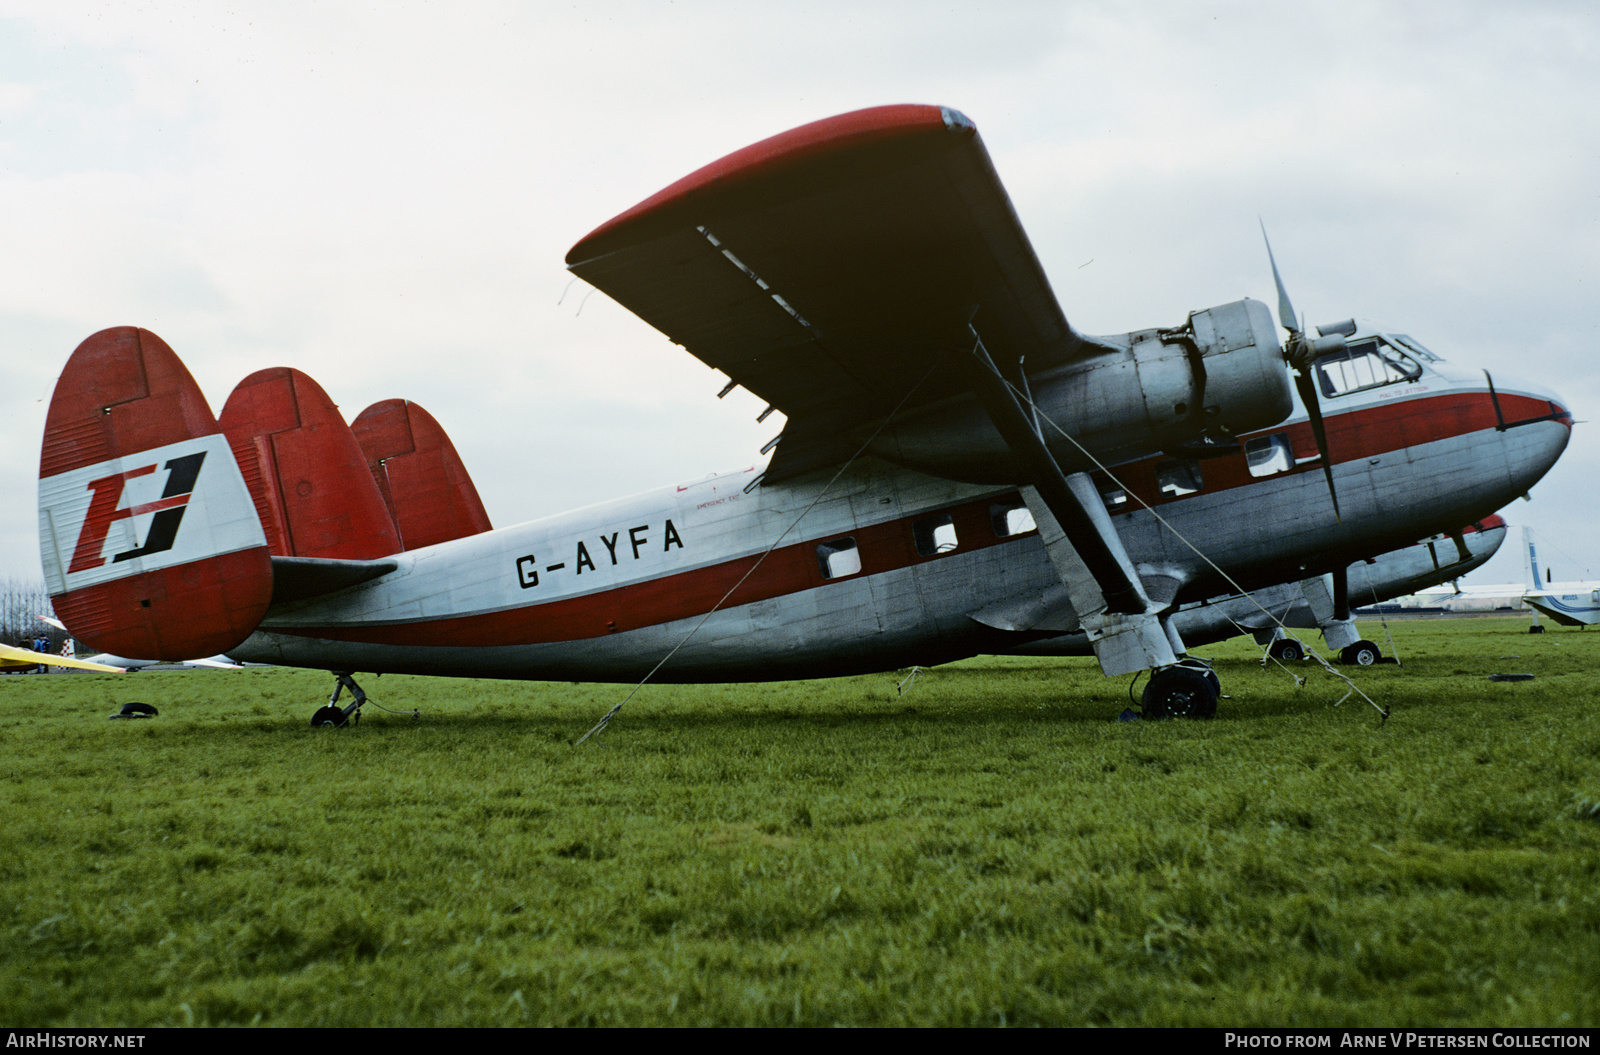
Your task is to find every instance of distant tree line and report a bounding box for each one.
[0,578,63,652]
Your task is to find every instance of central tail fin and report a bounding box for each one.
[38,328,274,660]
[219,368,401,560]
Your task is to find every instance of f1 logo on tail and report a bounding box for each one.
[67,452,207,573]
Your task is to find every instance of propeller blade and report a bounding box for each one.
[1259,220,1343,521]
[1259,219,1299,335]
[1294,369,1341,523]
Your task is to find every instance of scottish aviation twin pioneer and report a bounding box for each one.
[37,105,1571,723]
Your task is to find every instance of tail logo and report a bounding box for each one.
[68,453,207,573]
[41,433,267,596]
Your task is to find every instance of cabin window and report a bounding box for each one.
[1099,483,1129,510]
[913,514,958,556]
[1155,459,1204,498]
[1315,338,1422,397]
[990,500,1037,538]
[1244,434,1293,477]
[816,537,861,579]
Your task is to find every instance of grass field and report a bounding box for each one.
[1,616,1597,1027]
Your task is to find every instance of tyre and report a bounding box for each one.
[1269,638,1304,662]
[1340,640,1380,666]
[1141,667,1219,720]
[310,706,349,729]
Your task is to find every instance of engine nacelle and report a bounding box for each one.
[872,298,1294,482]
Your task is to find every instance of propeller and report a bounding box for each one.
[1260,221,1347,521]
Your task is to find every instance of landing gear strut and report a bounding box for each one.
[1141,661,1219,720]
[310,672,367,729]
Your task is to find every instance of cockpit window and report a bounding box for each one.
[1314,338,1423,397]
[1388,334,1439,362]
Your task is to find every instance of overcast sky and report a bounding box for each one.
[3,1,1596,593]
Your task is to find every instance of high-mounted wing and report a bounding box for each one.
[565,104,1104,478]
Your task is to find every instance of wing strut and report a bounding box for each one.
[962,328,1181,677]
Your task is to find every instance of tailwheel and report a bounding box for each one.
[1141,665,1219,720]
[310,672,368,729]
[1340,640,1381,666]
[309,706,349,729]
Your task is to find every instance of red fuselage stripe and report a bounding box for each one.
[1103,389,1565,509]
[277,493,1025,646]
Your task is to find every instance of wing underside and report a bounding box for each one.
[565,104,1099,479]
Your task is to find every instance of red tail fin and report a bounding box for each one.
[219,368,401,560]
[351,399,492,550]
[38,328,274,659]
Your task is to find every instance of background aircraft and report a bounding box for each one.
[0,641,122,674]
[1006,517,1507,665]
[35,106,1572,725]
[1522,527,1600,628]
[32,615,242,671]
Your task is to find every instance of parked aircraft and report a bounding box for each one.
[1006,516,1507,665]
[32,614,243,670]
[1522,527,1600,627]
[35,105,1572,724]
[1371,586,1528,614]
[0,641,123,674]
[78,654,242,672]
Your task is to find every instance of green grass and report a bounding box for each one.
[1,617,1596,1026]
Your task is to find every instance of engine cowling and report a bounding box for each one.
[871,298,1294,482]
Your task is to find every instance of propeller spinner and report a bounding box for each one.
[1260,222,1347,521]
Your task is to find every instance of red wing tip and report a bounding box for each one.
[1472,514,1508,533]
[566,103,972,264]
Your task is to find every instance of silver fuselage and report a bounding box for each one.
[233,353,1569,681]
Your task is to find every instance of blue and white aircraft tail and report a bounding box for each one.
[1521,526,1600,627]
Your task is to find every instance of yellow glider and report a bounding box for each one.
[0,643,124,674]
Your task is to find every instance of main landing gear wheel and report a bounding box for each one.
[309,706,349,729]
[310,673,369,729]
[1268,638,1305,662]
[1340,640,1381,666]
[1141,666,1219,720]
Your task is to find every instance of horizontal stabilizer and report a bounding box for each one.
[38,327,274,660]
[270,555,399,604]
[351,399,491,550]
[220,368,402,560]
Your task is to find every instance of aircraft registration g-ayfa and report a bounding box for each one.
[37,105,1572,725]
